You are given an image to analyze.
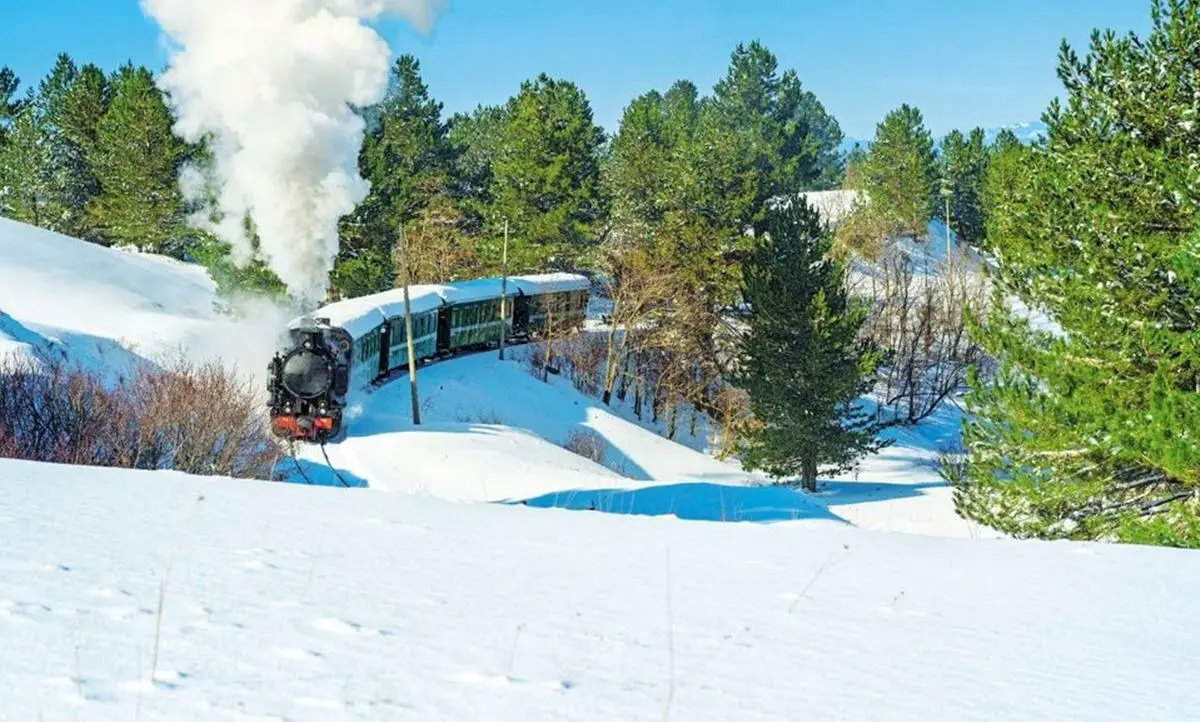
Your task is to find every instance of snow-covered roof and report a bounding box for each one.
[439,278,510,305]
[510,273,590,295]
[300,284,447,340]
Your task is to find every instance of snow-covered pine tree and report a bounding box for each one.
[735,198,887,492]
[952,0,1200,546]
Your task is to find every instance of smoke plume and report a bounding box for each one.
[142,0,446,307]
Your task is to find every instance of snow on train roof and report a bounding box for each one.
[292,284,447,340]
[510,273,590,294]
[291,273,589,340]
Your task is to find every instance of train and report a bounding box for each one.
[267,273,591,443]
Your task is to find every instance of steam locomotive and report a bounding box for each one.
[267,273,590,443]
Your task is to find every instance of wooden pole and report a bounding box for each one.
[398,223,421,425]
[499,219,509,361]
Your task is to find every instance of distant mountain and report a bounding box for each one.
[981,121,1047,145]
[837,120,1047,157]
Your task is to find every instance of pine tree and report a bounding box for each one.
[705,41,844,231]
[489,74,608,270]
[0,94,52,225]
[735,198,886,491]
[0,66,23,142]
[87,64,187,255]
[936,127,988,246]
[854,104,937,242]
[952,0,1200,547]
[337,55,452,294]
[980,129,1033,251]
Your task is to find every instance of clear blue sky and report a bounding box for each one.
[1,0,1151,140]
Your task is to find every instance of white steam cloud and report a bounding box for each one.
[142,0,446,307]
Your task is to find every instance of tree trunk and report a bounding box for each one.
[633,363,644,420]
[801,457,818,493]
[616,351,631,402]
[601,311,622,406]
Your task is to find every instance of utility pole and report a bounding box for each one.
[499,219,510,361]
[941,178,954,282]
[398,223,421,425]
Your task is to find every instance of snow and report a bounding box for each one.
[0,217,219,369]
[510,272,592,294]
[0,217,295,384]
[3,457,1199,721]
[799,189,863,226]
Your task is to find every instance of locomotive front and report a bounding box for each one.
[267,321,349,443]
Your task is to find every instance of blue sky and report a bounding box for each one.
[1,0,1151,139]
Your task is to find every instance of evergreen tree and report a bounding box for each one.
[32,54,111,238]
[854,104,937,242]
[735,198,886,491]
[446,103,506,228]
[0,93,52,225]
[704,40,844,233]
[952,0,1200,547]
[0,67,21,143]
[337,55,452,294]
[980,128,1033,249]
[936,127,988,246]
[87,64,187,255]
[489,74,608,270]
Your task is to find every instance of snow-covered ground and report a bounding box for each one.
[4,458,1200,721]
[0,217,293,381]
[3,217,1197,720]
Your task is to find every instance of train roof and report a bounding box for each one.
[510,273,591,294]
[291,272,590,340]
[297,284,446,339]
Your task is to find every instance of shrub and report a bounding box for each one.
[0,352,281,480]
[563,429,605,466]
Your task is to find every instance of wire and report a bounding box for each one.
[320,442,352,488]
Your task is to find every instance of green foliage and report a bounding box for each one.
[87,64,188,255]
[980,130,1034,249]
[0,92,52,225]
[853,104,937,242]
[188,233,287,302]
[0,66,21,139]
[488,74,608,270]
[735,198,887,491]
[338,55,452,295]
[0,58,110,241]
[952,0,1200,547]
[936,127,988,245]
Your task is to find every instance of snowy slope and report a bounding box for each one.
[2,458,1198,721]
[304,352,778,500]
[0,217,296,383]
[0,217,219,367]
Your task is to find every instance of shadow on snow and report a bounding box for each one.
[509,481,847,525]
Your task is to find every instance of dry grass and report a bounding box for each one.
[0,352,280,480]
[562,428,605,466]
